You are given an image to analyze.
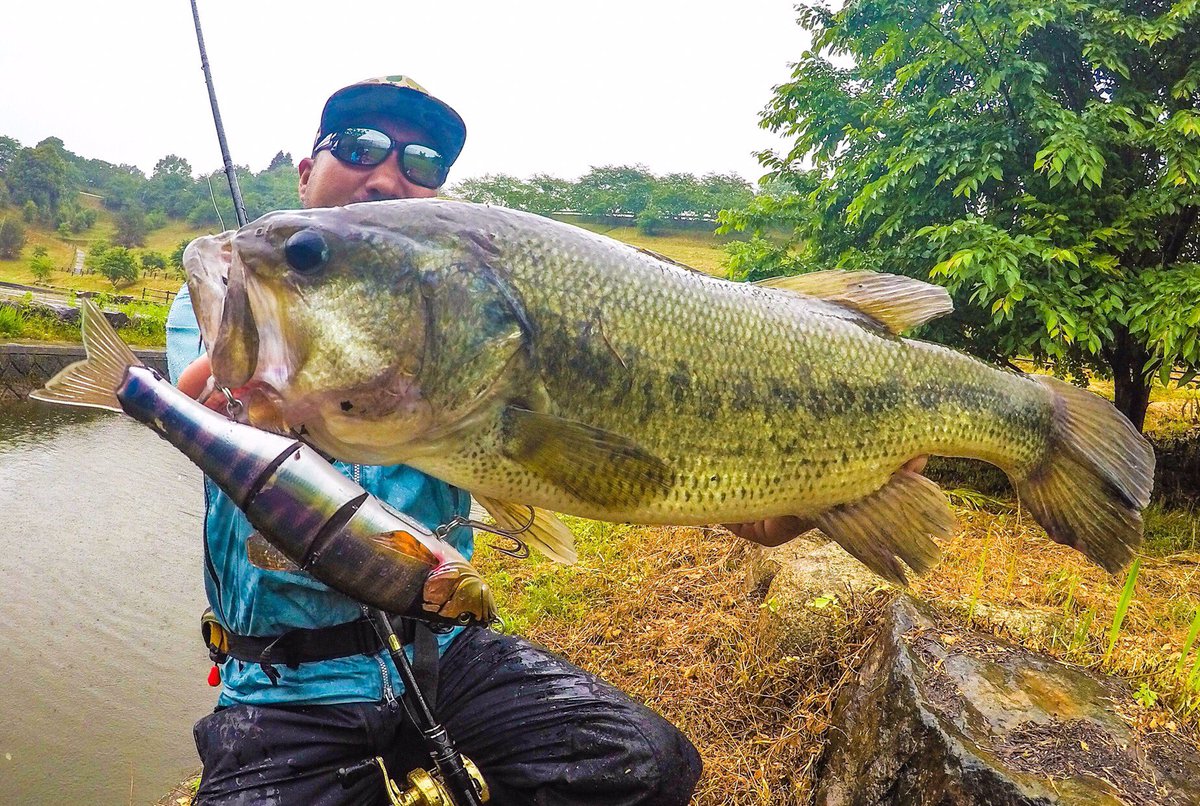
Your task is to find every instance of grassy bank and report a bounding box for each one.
[0,293,167,347]
[470,508,1200,804]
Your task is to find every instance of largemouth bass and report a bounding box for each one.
[31,299,495,626]
[184,199,1155,583]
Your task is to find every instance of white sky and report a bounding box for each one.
[0,1,808,186]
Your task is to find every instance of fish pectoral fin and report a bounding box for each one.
[473,494,579,565]
[499,407,673,509]
[814,469,952,585]
[246,532,302,572]
[756,270,953,334]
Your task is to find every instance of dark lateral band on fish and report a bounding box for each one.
[31,299,496,627]
[184,199,1155,586]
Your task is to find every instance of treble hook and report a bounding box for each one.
[435,505,536,559]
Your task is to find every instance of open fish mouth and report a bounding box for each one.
[182,230,236,357]
[211,259,260,388]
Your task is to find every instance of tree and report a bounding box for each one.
[140,250,166,274]
[29,246,53,284]
[0,135,19,175]
[6,140,71,221]
[0,217,26,259]
[720,0,1200,430]
[114,205,149,247]
[147,154,199,219]
[169,239,190,275]
[575,165,656,217]
[95,246,139,287]
[267,150,294,171]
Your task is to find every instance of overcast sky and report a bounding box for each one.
[1,1,808,186]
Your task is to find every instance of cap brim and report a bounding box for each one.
[320,85,466,165]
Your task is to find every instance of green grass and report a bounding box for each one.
[1105,557,1142,661]
[566,222,731,276]
[0,199,216,300]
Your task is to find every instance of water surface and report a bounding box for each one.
[0,400,213,805]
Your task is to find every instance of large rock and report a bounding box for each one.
[748,535,893,658]
[815,597,1200,805]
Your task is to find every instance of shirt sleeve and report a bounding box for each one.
[165,283,204,384]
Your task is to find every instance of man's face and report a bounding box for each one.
[298,117,441,209]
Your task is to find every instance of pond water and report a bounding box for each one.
[0,400,213,805]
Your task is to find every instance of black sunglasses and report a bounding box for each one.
[313,127,449,189]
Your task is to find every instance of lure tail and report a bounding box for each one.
[30,299,142,413]
[1014,376,1155,572]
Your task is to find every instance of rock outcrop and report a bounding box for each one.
[814,596,1200,805]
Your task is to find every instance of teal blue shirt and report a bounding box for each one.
[167,284,472,706]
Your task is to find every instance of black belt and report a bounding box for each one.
[203,612,384,670]
[201,611,442,694]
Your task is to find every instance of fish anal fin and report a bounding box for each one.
[814,469,952,585]
[500,407,672,509]
[246,531,302,572]
[473,494,578,565]
[756,270,953,334]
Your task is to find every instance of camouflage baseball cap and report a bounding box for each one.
[315,75,467,166]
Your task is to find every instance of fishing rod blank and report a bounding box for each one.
[189,0,248,227]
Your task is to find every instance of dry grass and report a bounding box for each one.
[911,504,1200,735]
[474,505,1200,804]
[476,520,892,805]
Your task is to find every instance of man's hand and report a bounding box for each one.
[723,456,930,547]
[177,353,228,412]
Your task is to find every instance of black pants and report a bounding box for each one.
[193,627,702,805]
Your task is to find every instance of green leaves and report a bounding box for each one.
[724,0,1200,425]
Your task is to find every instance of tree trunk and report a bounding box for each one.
[1107,330,1151,432]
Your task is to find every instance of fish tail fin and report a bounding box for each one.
[29,298,141,413]
[1013,376,1154,572]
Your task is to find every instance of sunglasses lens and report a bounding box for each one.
[401,144,447,188]
[332,128,393,166]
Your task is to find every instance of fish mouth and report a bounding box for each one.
[183,229,264,391]
[182,231,236,356]
[186,226,301,431]
[211,259,260,389]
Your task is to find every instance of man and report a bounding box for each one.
[167,76,702,805]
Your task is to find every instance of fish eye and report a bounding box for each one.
[283,229,329,274]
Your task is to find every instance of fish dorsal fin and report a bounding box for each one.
[500,407,673,509]
[755,270,953,334]
[247,531,302,572]
[813,468,952,585]
[472,494,578,565]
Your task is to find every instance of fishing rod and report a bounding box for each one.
[189,0,247,228]
[186,5,486,804]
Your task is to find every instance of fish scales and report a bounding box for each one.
[473,217,1051,522]
[184,198,1154,580]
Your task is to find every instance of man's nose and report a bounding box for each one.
[362,155,421,200]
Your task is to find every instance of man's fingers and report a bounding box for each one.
[176,354,229,412]
[177,354,212,398]
[723,516,813,547]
